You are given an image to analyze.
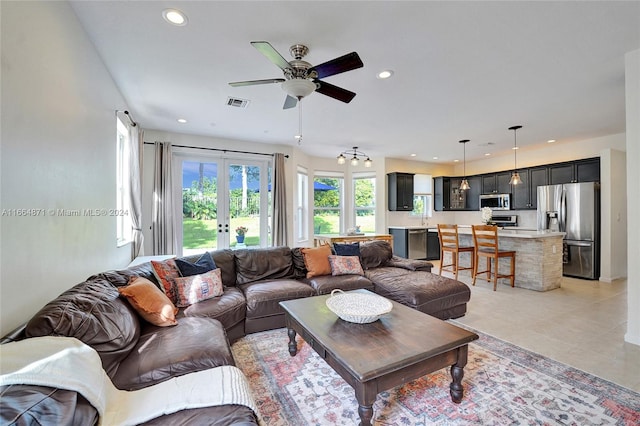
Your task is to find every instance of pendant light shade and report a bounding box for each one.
[459,139,470,190]
[508,125,523,185]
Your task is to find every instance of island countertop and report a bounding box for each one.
[455,226,566,239]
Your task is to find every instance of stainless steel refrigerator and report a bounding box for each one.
[537,182,600,279]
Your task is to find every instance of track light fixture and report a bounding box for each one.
[336,146,372,167]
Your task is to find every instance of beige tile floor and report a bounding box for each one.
[431,260,640,393]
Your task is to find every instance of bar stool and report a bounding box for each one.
[437,224,475,280]
[471,224,516,291]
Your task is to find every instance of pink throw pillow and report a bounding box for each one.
[171,268,224,307]
[150,259,181,303]
[328,255,364,276]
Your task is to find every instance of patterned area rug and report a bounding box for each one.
[231,327,640,425]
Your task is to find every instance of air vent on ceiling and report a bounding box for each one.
[226,97,250,108]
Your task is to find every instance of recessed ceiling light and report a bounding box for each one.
[547,139,556,143]
[163,9,188,26]
[485,153,491,156]
[453,159,460,162]
[377,70,394,79]
[177,118,187,123]
[512,146,519,150]
[432,156,438,160]
[410,153,416,157]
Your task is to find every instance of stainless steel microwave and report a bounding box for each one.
[479,193,511,210]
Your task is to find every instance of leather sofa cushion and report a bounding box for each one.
[24,279,140,376]
[0,385,99,426]
[359,240,393,269]
[140,404,258,425]
[180,286,246,331]
[185,249,237,287]
[366,268,470,316]
[239,279,315,319]
[111,317,234,391]
[234,247,294,285]
[305,274,374,295]
[386,255,433,272]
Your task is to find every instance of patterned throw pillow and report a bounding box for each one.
[175,252,217,277]
[301,244,332,278]
[328,255,364,276]
[171,268,224,308]
[150,259,182,303]
[118,276,178,327]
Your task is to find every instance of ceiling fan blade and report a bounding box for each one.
[251,41,291,71]
[229,78,285,87]
[314,80,356,103]
[283,95,297,109]
[310,52,363,79]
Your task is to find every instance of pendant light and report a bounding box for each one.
[508,125,523,185]
[336,147,372,167]
[459,139,470,190]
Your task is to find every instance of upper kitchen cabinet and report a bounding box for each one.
[387,172,415,211]
[549,158,600,184]
[433,176,450,211]
[512,166,548,210]
[481,171,512,194]
[465,175,482,210]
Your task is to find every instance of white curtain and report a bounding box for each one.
[152,142,176,255]
[128,126,144,259]
[271,153,288,246]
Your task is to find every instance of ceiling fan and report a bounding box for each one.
[229,41,363,109]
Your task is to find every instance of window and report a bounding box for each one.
[296,167,309,242]
[353,173,376,233]
[313,174,343,235]
[412,174,433,219]
[116,117,132,246]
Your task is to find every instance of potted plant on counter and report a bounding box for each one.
[235,226,248,243]
[481,207,493,225]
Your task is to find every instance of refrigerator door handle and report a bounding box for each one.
[560,189,566,232]
[566,241,592,247]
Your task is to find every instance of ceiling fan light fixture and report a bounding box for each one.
[282,79,316,99]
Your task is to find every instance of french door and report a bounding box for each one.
[174,153,271,256]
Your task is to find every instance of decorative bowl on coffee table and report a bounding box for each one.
[326,289,393,323]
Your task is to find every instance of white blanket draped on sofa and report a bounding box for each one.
[0,336,258,425]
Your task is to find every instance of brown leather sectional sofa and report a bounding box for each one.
[0,240,470,425]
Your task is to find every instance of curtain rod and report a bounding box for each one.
[116,110,137,127]
[143,142,288,158]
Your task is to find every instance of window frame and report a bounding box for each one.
[352,172,376,233]
[116,117,132,247]
[296,166,309,242]
[313,172,344,235]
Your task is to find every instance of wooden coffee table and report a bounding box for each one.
[279,289,478,426]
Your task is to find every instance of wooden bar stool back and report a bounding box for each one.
[471,224,516,291]
[437,224,475,280]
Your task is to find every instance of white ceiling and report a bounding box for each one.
[70,1,640,163]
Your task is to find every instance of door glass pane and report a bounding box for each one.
[181,161,219,254]
[228,163,261,248]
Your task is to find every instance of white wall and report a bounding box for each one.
[624,49,640,346]
[600,149,627,282]
[0,2,132,336]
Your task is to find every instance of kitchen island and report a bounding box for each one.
[455,227,565,291]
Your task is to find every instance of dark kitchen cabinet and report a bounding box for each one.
[433,177,450,211]
[513,166,548,210]
[465,176,482,210]
[389,228,409,258]
[482,172,512,194]
[427,230,440,260]
[549,157,600,184]
[387,172,415,211]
